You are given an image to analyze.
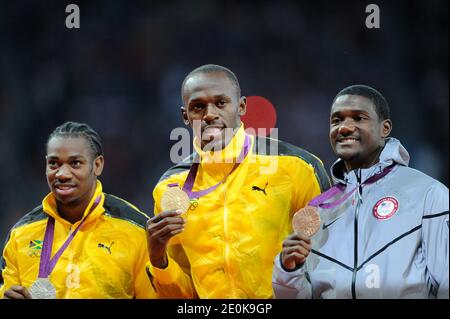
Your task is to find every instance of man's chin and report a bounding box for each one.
[336,150,359,162]
[54,195,77,206]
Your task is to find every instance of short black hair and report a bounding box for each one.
[47,121,103,159]
[333,84,390,121]
[181,64,241,98]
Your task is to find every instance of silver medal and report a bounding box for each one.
[29,277,56,299]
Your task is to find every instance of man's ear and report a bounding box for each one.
[181,106,190,125]
[381,119,392,138]
[239,96,247,116]
[93,155,104,177]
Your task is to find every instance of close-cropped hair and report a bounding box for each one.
[47,121,103,158]
[333,84,390,121]
[181,64,241,97]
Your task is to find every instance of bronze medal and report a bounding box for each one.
[29,277,56,299]
[292,206,321,237]
[161,187,191,213]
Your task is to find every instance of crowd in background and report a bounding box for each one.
[0,0,448,251]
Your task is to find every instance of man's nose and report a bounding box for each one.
[337,120,356,135]
[55,165,72,179]
[203,103,219,122]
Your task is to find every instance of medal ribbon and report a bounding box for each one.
[38,195,101,278]
[173,134,251,199]
[308,164,396,209]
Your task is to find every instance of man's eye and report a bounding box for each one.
[217,100,226,107]
[48,161,58,167]
[331,118,341,125]
[71,161,82,167]
[192,104,204,111]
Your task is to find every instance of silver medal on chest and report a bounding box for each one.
[29,278,56,299]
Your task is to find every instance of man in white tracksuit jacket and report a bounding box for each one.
[273,85,449,299]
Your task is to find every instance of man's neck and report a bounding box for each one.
[56,187,96,224]
[57,204,86,224]
[345,146,384,172]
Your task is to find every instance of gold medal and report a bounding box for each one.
[292,206,321,237]
[161,187,191,213]
[29,277,56,299]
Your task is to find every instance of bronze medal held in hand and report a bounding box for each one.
[161,187,191,213]
[29,277,56,299]
[292,206,321,237]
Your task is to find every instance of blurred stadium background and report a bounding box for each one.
[0,0,448,252]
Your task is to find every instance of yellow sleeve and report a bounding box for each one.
[148,183,198,298]
[0,230,20,298]
[147,240,198,298]
[291,157,330,215]
[133,229,158,299]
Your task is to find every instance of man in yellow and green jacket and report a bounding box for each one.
[1,122,156,299]
[146,64,330,298]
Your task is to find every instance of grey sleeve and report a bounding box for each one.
[421,183,449,299]
[272,253,312,299]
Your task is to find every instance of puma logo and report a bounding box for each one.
[252,183,268,195]
[98,241,114,254]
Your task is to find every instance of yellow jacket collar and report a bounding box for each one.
[42,180,105,225]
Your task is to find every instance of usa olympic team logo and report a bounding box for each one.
[373,196,399,220]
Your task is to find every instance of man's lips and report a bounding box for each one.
[336,136,360,144]
[203,125,224,132]
[53,184,77,196]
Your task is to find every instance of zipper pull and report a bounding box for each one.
[355,169,363,204]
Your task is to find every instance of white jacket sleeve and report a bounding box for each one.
[272,253,312,299]
[421,183,449,299]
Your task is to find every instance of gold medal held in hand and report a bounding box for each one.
[292,206,321,237]
[29,277,56,299]
[161,187,191,213]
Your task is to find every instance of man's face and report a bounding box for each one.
[46,137,103,207]
[330,94,391,171]
[181,71,246,150]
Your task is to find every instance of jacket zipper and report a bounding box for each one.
[352,169,363,299]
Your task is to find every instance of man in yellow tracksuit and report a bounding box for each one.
[1,122,156,299]
[147,64,330,298]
